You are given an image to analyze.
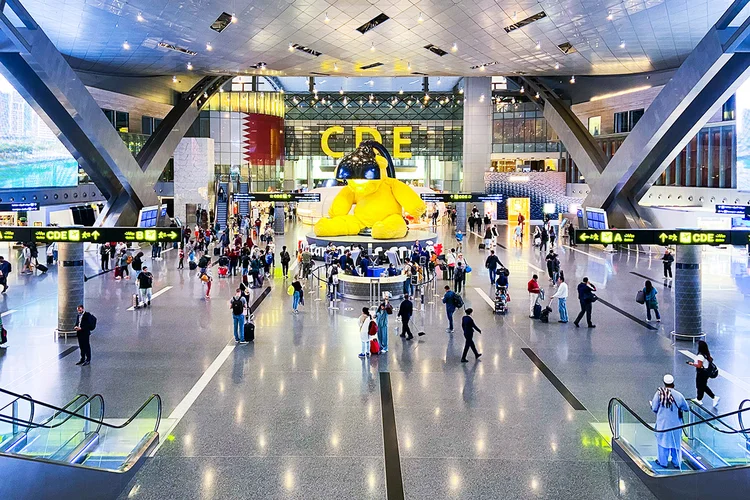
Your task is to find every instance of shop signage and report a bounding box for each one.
[575,229,746,245]
[321,125,413,159]
[0,202,39,212]
[234,192,321,202]
[420,193,504,203]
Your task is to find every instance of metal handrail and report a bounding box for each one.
[309,261,438,289]
[687,399,750,435]
[0,388,161,433]
[608,397,750,439]
[0,394,105,433]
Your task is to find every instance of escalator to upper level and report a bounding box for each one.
[0,388,161,500]
[609,397,750,499]
[215,180,230,233]
[237,181,250,218]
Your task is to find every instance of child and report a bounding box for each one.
[455,230,464,253]
[178,248,185,269]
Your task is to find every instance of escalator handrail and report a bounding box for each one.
[0,388,161,432]
[0,394,105,432]
[687,399,750,435]
[0,393,35,431]
[608,397,750,438]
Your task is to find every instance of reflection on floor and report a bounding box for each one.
[1,222,749,499]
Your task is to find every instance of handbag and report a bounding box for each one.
[635,290,645,304]
[465,265,472,273]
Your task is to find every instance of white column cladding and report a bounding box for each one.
[461,77,492,193]
[173,138,215,224]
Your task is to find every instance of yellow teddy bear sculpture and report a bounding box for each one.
[314,141,426,239]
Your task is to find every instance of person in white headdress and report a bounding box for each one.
[651,374,689,469]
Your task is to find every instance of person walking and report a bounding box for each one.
[643,280,661,322]
[74,304,96,366]
[0,256,11,293]
[687,340,720,407]
[651,374,689,469]
[446,249,456,280]
[514,224,523,246]
[662,249,674,279]
[460,308,482,362]
[545,250,557,282]
[573,277,597,328]
[549,225,556,247]
[527,274,541,318]
[375,302,391,353]
[398,294,414,340]
[136,265,154,307]
[291,278,304,313]
[442,285,460,333]
[454,262,466,294]
[358,307,375,358]
[485,250,501,285]
[230,289,248,344]
[483,226,492,249]
[100,243,109,271]
[549,275,569,323]
[280,245,291,279]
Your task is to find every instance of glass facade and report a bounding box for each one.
[491,100,560,154]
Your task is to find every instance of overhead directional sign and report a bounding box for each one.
[233,192,321,202]
[0,227,180,243]
[0,202,39,212]
[575,229,747,246]
[715,204,750,219]
[420,192,504,203]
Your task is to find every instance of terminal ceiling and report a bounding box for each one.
[18,0,733,79]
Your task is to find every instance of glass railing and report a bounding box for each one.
[608,397,750,475]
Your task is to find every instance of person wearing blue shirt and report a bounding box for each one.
[484,250,502,284]
[573,277,597,328]
[455,230,464,252]
[460,308,482,362]
[387,263,399,277]
[339,252,348,271]
[651,374,689,469]
[360,254,371,277]
[442,285,459,332]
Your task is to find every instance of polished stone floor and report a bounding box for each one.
[2,221,750,499]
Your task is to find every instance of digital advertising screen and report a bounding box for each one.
[0,73,78,189]
[736,79,750,192]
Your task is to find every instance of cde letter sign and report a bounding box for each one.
[321,126,412,159]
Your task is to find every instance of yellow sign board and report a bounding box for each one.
[320,125,413,159]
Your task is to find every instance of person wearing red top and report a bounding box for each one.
[527,274,541,318]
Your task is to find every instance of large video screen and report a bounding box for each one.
[0,73,78,189]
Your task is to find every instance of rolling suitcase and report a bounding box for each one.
[132,293,140,309]
[189,261,197,270]
[244,320,255,342]
[478,243,486,250]
[213,247,220,256]
[533,303,542,319]
[36,264,48,274]
[46,255,53,265]
[114,266,122,279]
[539,306,552,323]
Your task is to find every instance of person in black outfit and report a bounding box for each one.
[573,277,597,328]
[398,294,414,340]
[661,249,674,279]
[280,245,291,279]
[74,304,96,366]
[461,308,482,362]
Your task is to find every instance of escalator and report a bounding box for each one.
[215,179,230,232]
[609,397,750,499]
[0,388,161,500]
[237,181,250,218]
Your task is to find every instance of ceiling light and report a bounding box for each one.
[370,42,375,52]
[554,62,560,70]
[407,62,411,70]
[136,13,144,22]
[206,42,213,51]
[451,42,458,52]
[479,65,485,71]
[535,41,541,50]
[520,85,525,93]
[418,12,424,23]
[535,92,540,99]
[334,63,339,71]
[480,94,485,102]
[339,88,344,95]
[569,75,576,84]
[231,13,237,23]
[458,88,464,94]
[590,85,652,101]
[288,43,294,52]
[607,12,613,21]
[424,93,430,100]
[203,92,208,98]
[122,41,130,50]
[293,97,298,104]
[399,88,403,94]
[324,12,330,23]
[172,75,178,83]
[187,62,193,70]
[279,89,284,94]
[619,41,625,48]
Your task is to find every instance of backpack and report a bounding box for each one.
[198,255,209,268]
[453,293,464,308]
[265,253,273,265]
[368,319,378,337]
[89,313,97,331]
[231,298,244,315]
[706,361,719,379]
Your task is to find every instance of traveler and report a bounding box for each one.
[455,229,463,253]
[21,244,32,274]
[547,275,568,322]
[327,262,340,306]
[137,265,154,307]
[200,269,212,299]
[375,302,391,353]
[398,294,414,340]
[74,304,96,366]
[280,245,291,279]
[540,226,549,253]
[662,249,674,279]
[132,251,144,284]
[643,280,661,322]
[545,250,556,282]
[573,277,597,328]
[119,249,131,280]
[527,274,541,318]
[650,374,689,469]
[517,213,525,236]
[483,226,492,248]
[549,225,556,247]
[100,244,109,271]
[446,249,456,280]
[230,289,248,344]
[442,285,461,333]
[0,256,11,293]
[291,279,304,313]
[178,247,184,269]
[485,250,501,285]
[358,307,375,358]
[687,340,720,407]
[454,262,466,294]
[514,224,523,245]
[460,308,482,362]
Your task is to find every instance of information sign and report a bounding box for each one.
[420,193,504,203]
[0,202,39,212]
[575,229,736,246]
[233,192,321,202]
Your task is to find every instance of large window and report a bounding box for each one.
[588,116,601,136]
[613,108,644,133]
[102,108,130,132]
[141,116,163,135]
[491,100,559,153]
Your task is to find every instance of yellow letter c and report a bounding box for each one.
[321,126,344,158]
